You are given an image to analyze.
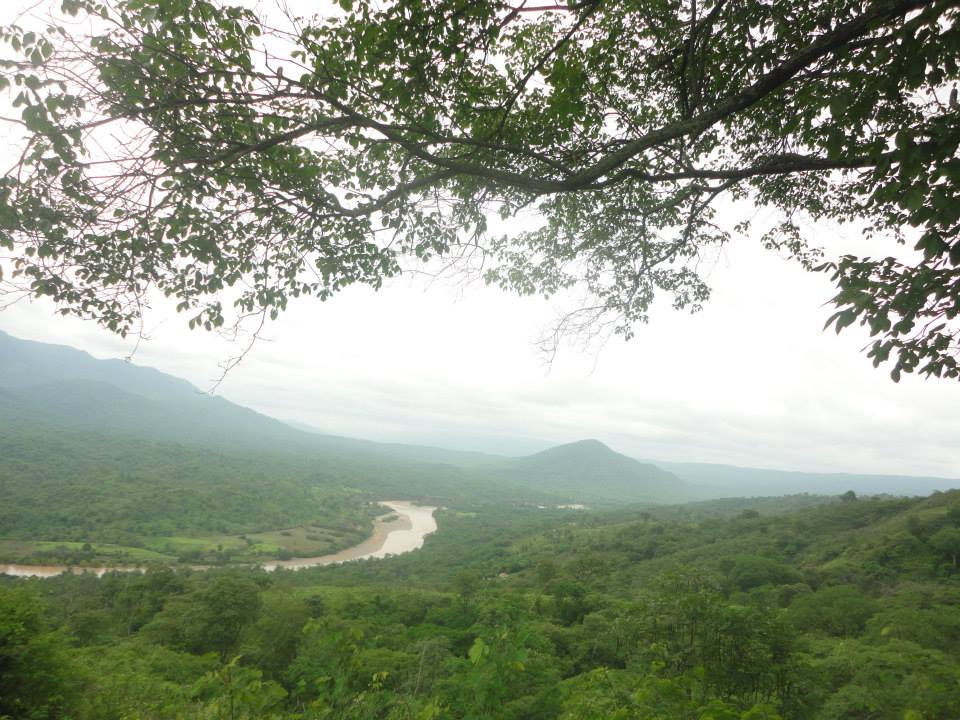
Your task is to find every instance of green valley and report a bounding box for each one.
[3,0,960,714]
[5,491,960,719]
[1,333,959,719]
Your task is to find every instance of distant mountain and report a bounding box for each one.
[0,330,502,466]
[3,378,305,451]
[653,460,959,498]
[487,439,687,504]
[0,330,566,507]
[0,330,206,405]
[287,420,506,468]
[4,329,953,510]
[394,432,555,458]
[0,330,314,452]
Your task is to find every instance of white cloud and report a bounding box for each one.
[1,2,957,480]
[4,220,959,480]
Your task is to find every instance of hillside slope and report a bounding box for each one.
[0,332,585,563]
[655,459,959,498]
[487,439,687,504]
[0,331,519,472]
[0,412,381,563]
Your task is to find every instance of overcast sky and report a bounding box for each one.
[2,2,958,479]
[4,201,959,478]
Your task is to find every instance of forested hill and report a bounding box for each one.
[655,459,959,498]
[0,330,330,452]
[3,329,956,511]
[0,330,691,508]
[7,491,960,719]
[0,332,686,564]
[0,331,530,468]
[487,439,686,503]
[1,331,501,463]
[0,406,563,564]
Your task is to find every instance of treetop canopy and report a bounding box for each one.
[1,0,958,379]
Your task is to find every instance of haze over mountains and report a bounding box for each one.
[1,329,956,505]
[654,460,959,498]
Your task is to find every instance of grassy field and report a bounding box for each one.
[0,518,370,566]
[0,539,175,565]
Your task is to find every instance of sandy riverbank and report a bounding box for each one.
[261,500,437,570]
[1,500,438,578]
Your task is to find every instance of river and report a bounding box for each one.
[0,500,437,579]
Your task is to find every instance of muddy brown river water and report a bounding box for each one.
[0,500,437,578]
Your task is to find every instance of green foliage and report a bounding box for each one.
[929,525,960,568]
[3,488,960,719]
[864,601,960,651]
[787,585,879,637]
[559,669,784,720]
[810,639,960,719]
[728,555,804,591]
[143,574,264,658]
[0,585,76,719]
[0,415,375,552]
[71,642,215,719]
[191,656,287,720]
[2,1,960,376]
[485,439,684,503]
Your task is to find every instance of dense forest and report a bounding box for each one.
[4,491,960,719]
[0,417,382,562]
[4,331,960,719]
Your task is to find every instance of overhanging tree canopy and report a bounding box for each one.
[1,0,959,379]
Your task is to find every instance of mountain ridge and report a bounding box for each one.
[650,459,959,498]
[486,438,686,504]
[2,329,955,500]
